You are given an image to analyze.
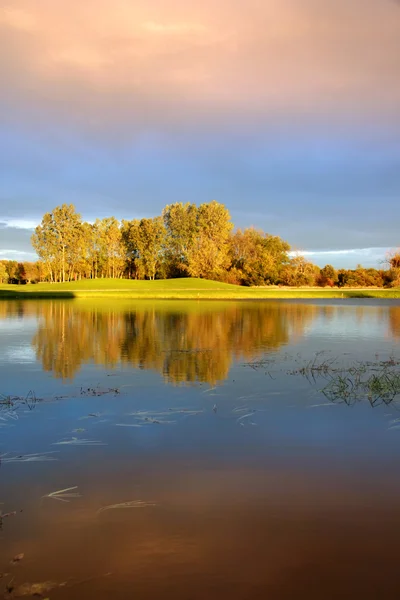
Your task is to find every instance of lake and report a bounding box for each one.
[1,299,400,599]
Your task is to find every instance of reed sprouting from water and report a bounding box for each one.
[97,500,157,514]
[322,369,400,406]
[52,438,107,446]
[0,452,58,463]
[42,486,81,503]
[245,352,400,407]
[0,391,41,422]
[287,353,400,406]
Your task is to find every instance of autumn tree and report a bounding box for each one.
[338,267,384,288]
[23,262,40,283]
[0,261,7,283]
[318,264,337,287]
[281,255,318,286]
[229,228,291,285]
[162,202,198,276]
[187,201,233,279]
[95,217,125,278]
[123,217,166,280]
[4,260,18,283]
[385,249,400,287]
[387,249,400,270]
[15,263,27,283]
[31,204,82,282]
[121,220,140,279]
[76,222,97,279]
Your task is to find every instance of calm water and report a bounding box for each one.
[1,299,400,599]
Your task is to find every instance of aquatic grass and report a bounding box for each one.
[118,418,176,426]
[4,580,67,598]
[0,452,58,463]
[307,402,339,408]
[79,386,120,397]
[115,423,144,428]
[52,438,107,446]
[0,411,19,421]
[42,486,81,503]
[387,424,400,431]
[122,408,203,427]
[0,391,42,425]
[78,412,103,420]
[3,571,112,598]
[236,412,256,423]
[0,390,41,408]
[246,351,400,407]
[167,408,204,414]
[201,386,217,394]
[0,508,19,523]
[0,395,13,408]
[134,417,176,424]
[97,500,157,514]
[321,368,400,406]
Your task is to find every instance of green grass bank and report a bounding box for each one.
[1,278,400,299]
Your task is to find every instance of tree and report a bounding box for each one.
[31,204,82,282]
[121,219,140,279]
[390,254,400,269]
[318,264,337,287]
[385,250,400,287]
[5,260,18,283]
[187,201,233,279]
[123,217,166,280]
[75,222,96,279]
[95,217,125,278]
[23,262,40,283]
[163,202,198,276]
[281,255,317,286]
[229,228,291,285]
[15,263,27,284]
[0,261,7,283]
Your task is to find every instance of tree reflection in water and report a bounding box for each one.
[8,300,319,384]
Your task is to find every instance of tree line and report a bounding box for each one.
[0,201,399,287]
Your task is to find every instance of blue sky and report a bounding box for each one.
[0,0,399,269]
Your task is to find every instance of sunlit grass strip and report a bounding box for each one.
[1,278,400,299]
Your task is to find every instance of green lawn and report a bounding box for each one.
[1,278,400,299]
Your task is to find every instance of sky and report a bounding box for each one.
[1,0,400,269]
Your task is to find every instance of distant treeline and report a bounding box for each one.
[1,202,399,287]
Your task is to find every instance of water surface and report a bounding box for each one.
[1,299,400,599]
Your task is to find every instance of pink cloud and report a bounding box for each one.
[1,0,399,135]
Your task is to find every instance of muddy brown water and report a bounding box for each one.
[1,299,400,599]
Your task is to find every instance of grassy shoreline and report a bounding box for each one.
[1,278,400,299]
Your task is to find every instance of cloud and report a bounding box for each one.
[0,249,37,260]
[1,0,399,136]
[292,248,388,257]
[0,7,37,31]
[0,218,38,230]
[141,21,209,35]
[291,247,391,269]
[0,224,38,261]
